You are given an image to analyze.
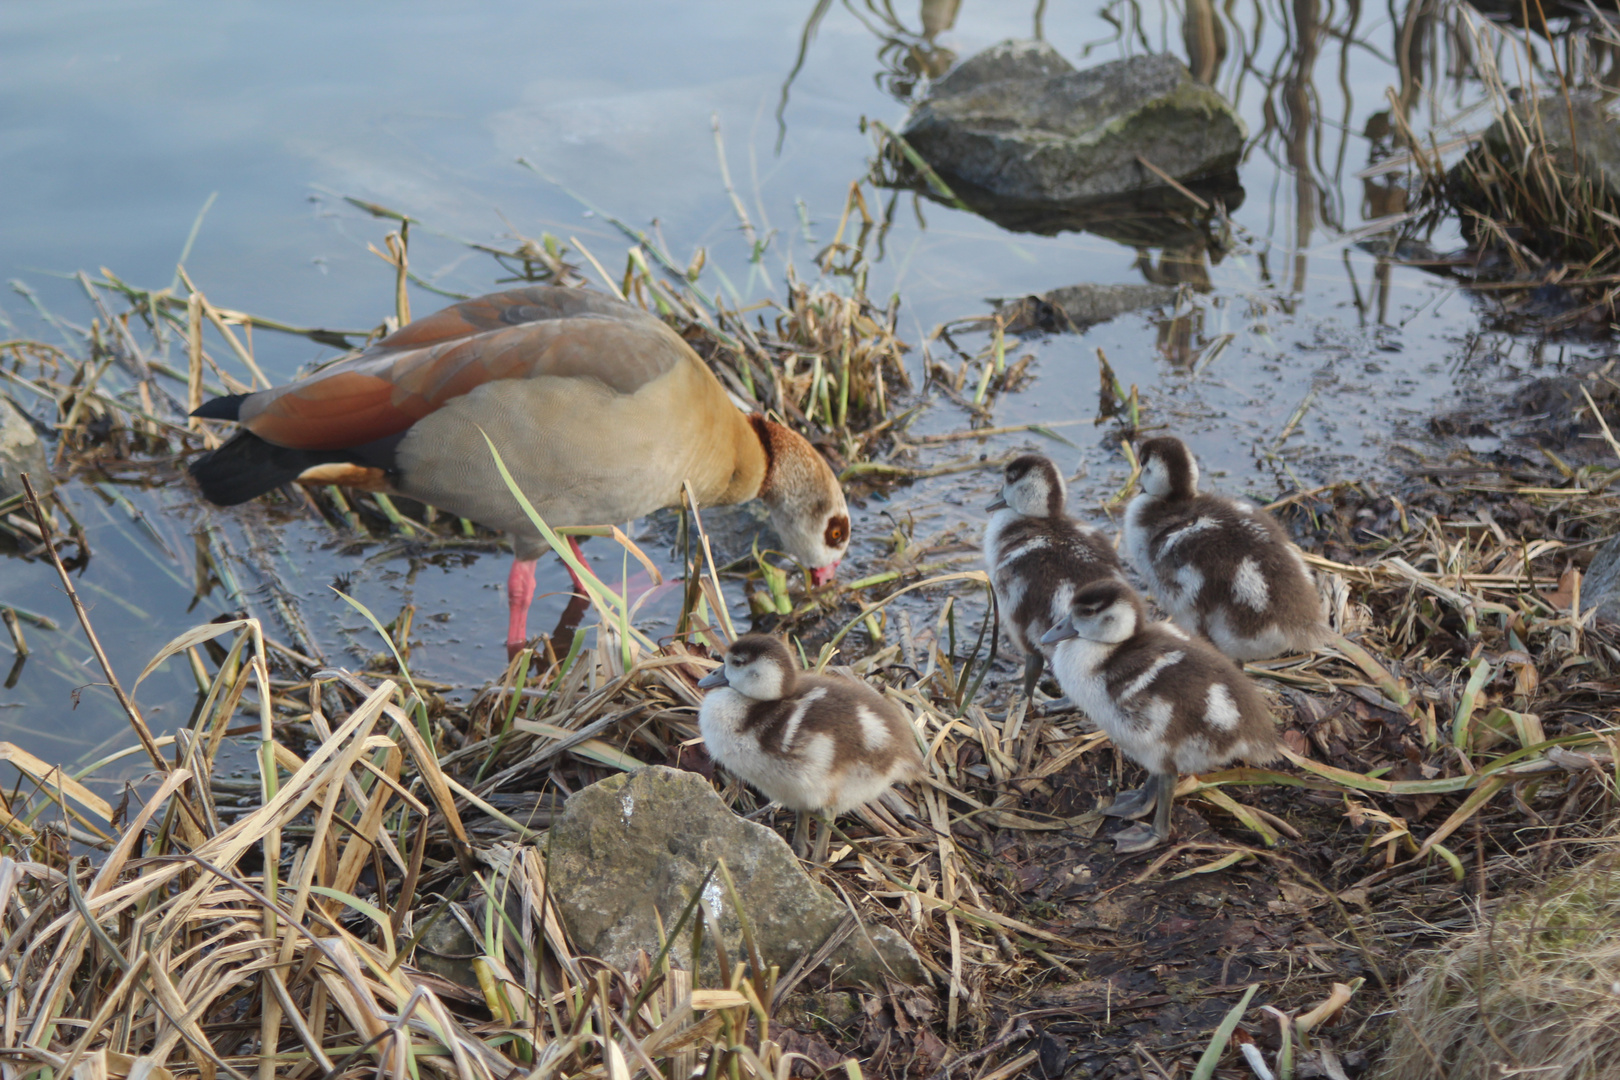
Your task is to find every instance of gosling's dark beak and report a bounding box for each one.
[697,667,729,689]
[1040,617,1078,645]
[986,494,1008,511]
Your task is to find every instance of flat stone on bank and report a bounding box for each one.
[999,283,1180,333]
[545,766,925,986]
[901,41,1246,205]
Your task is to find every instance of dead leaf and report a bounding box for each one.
[1544,565,1580,612]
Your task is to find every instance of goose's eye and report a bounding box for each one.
[823,514,850,548]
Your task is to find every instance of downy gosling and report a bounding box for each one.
[698,634,924,861]
[984,454,1126,698]
[1042,578,1281,852]
[1123,436,1330,661]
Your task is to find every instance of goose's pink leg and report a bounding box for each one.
[507,558,538,657]
[565,536,590,595]
[506,538,594,658]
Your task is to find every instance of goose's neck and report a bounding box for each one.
[694,411,772,507]
[744,416,813,509]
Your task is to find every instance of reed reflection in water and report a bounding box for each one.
[792,0,1620,324]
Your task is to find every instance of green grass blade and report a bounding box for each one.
[1191,984,1258,1080]
[332,588,429,741]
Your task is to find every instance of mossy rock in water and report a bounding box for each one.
[900,41,1246,208]
[1479,91,1620,202]
[1447,91,1620,257]
[1374,856,1620,1079]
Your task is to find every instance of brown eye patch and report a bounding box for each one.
[824,514,850,548]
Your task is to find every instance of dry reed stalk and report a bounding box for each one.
[1401,6,1620,317]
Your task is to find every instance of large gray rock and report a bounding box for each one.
[0,396,49,502]
[547,766,925,985]
[1581,533,1620,623]
[412,902,482,990]
[901,42,1246,206]
[1482,92,1620,201]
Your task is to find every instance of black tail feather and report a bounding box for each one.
[191,393,248,421]
[189,430,327,506]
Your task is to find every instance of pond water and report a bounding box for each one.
[0,0,1594,779]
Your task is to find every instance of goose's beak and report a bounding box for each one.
[986,494,1008,511]
[1040,617,1078,645]
[810,562,839,587]
[697,667,729,689]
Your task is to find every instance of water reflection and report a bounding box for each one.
[805,0,1614,303]
[866,0,963,97]
[1182,0,1227,83]
[1283,0,1323,292]
[780,0,971,144]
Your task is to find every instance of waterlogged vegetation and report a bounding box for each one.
[4,0,1620,1077]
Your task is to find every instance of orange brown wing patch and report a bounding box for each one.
[241,370,432,450]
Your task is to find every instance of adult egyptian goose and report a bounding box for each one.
[188,287,850,655]
[983,454,1125,698]
[697,634,924,861]
[1122,436,1329,661]
[1041,578,1280,852]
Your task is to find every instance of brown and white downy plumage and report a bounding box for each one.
[1042,578,1280,852]
[983,454,1126,698]
[697,634,924,861]
[187,287,851,656]
[1123,436,1329,661]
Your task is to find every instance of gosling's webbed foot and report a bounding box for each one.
[1040,695,1074,713]
[1112,822,1165,853]
[1103,786,1158,820]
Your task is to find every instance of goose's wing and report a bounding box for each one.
[220,287,690,451]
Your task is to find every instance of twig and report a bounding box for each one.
[1579,384,1620,466]
[839,451,1019,482]
[20,474,169,772]
[711,113,758,250]
[1,607,27,656]
[1135,154,1212,210]
[909,419,1085,444]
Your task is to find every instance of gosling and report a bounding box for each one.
[1123,436,1330,661]
[1042,578,1281,853]
[697,634,924,861]
[984,453,1126,699]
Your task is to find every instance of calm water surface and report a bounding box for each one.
[0,0,1581,779]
